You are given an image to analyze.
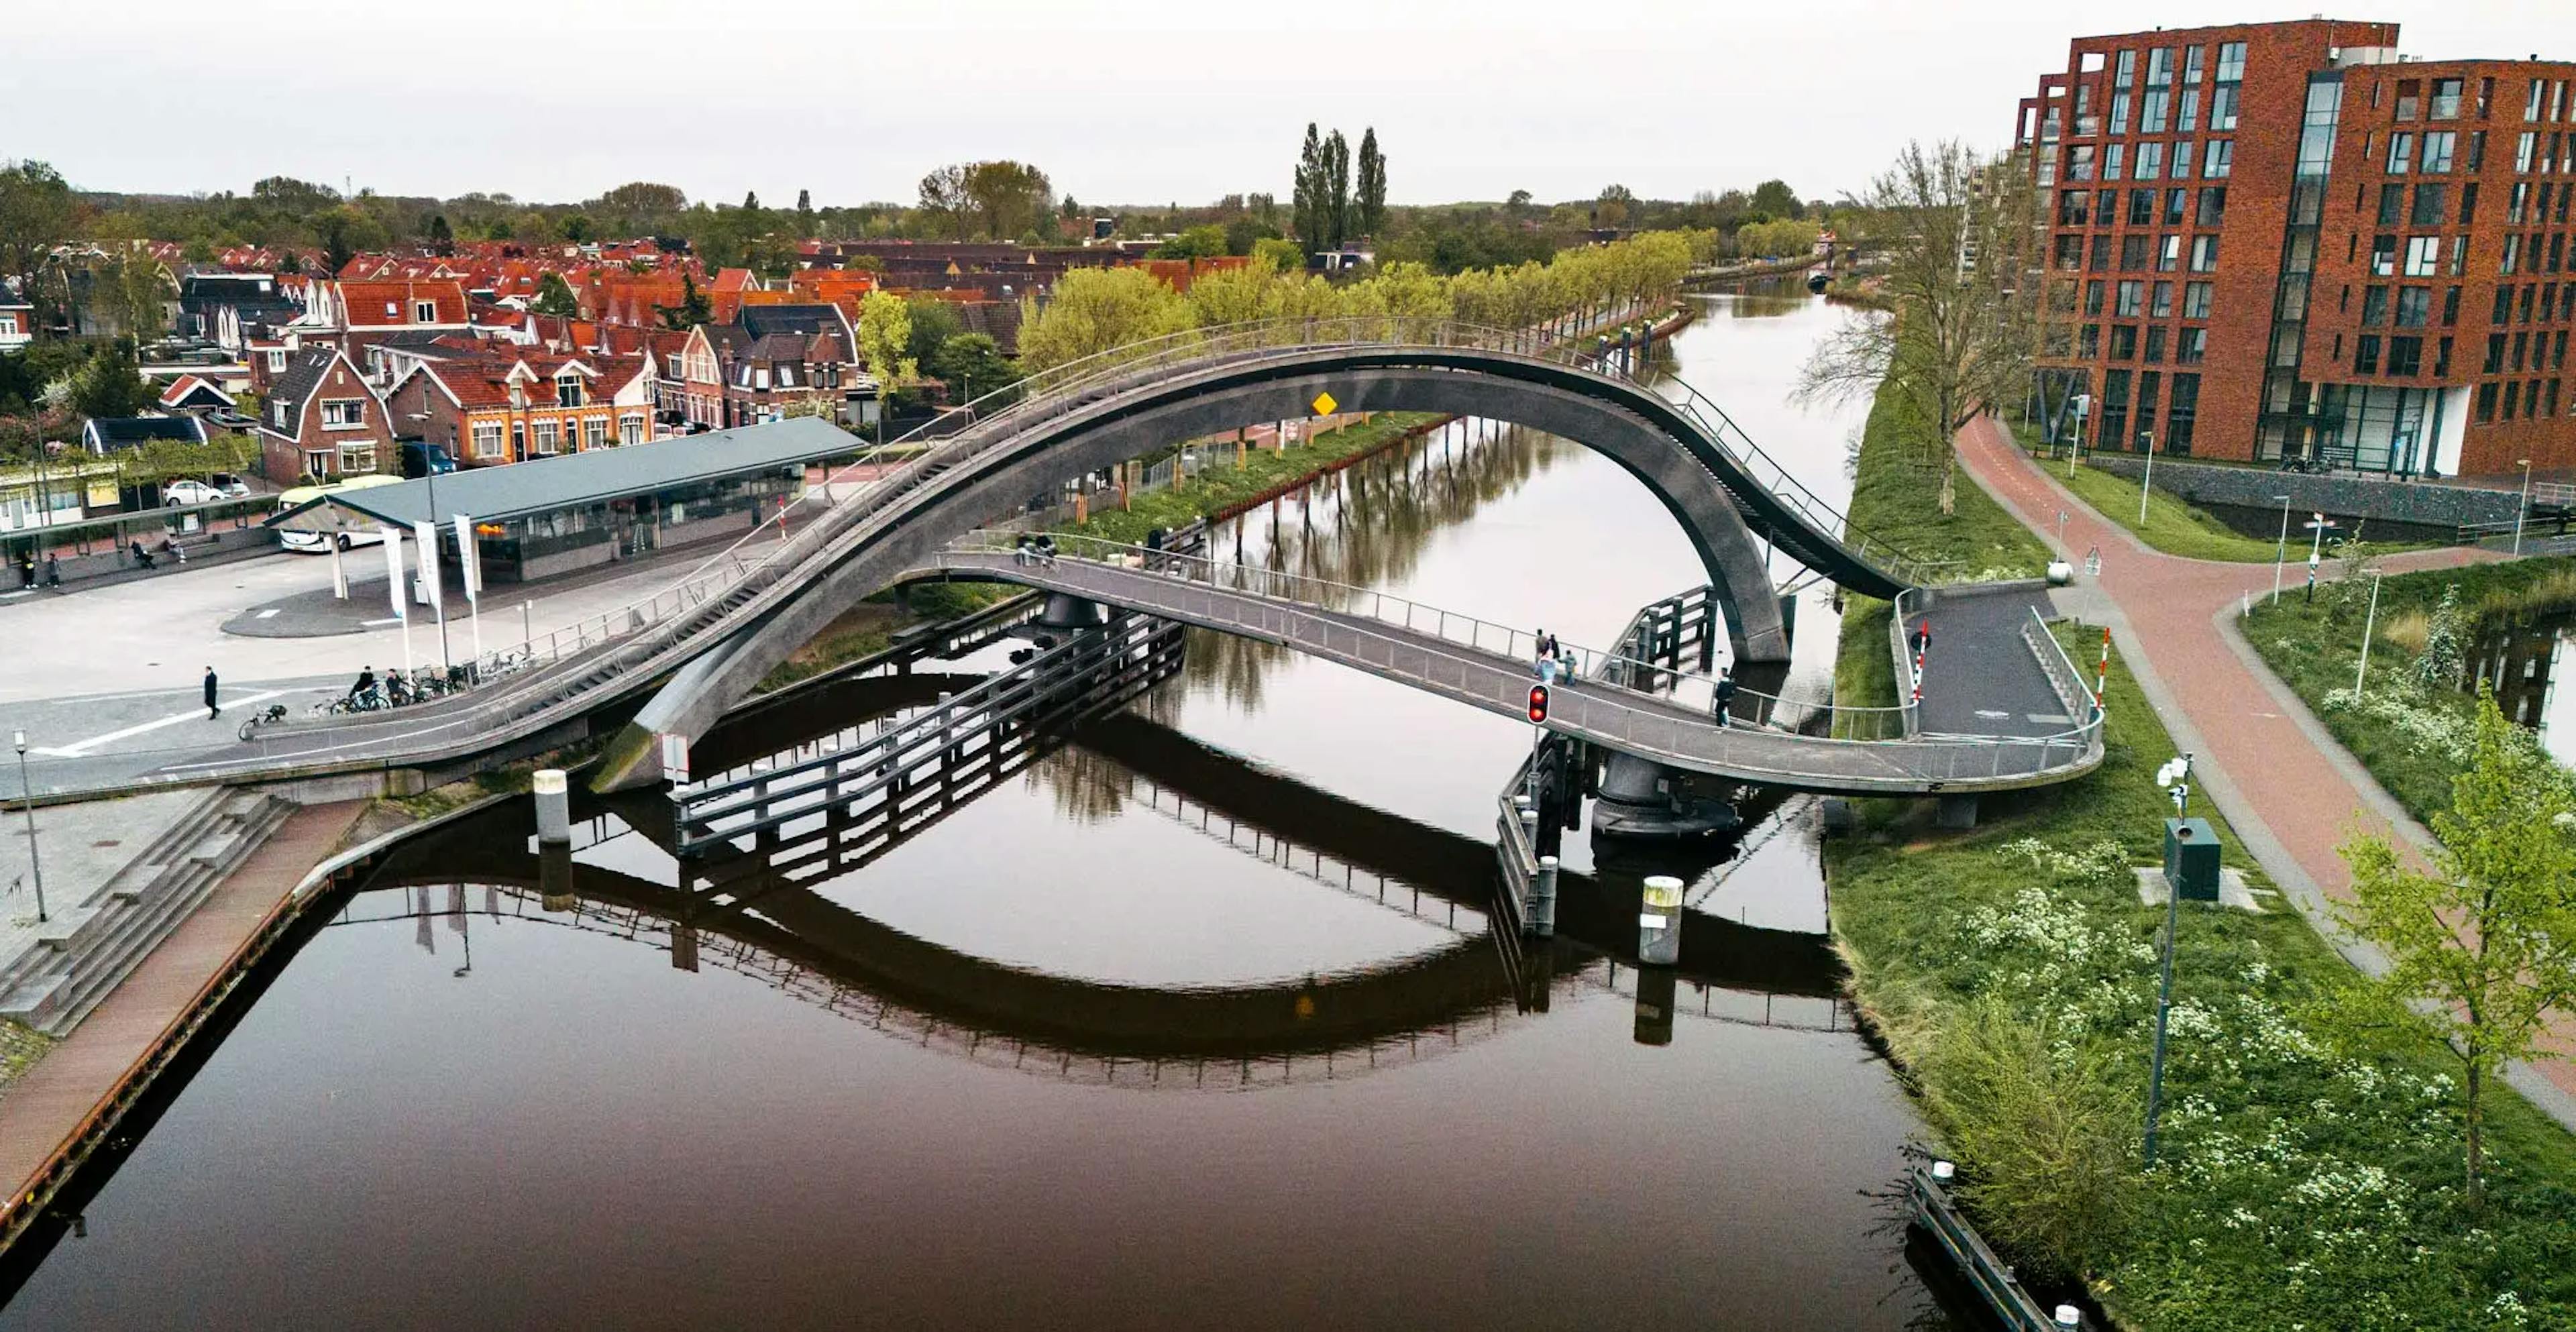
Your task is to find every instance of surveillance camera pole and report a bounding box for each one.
[2143,752,2192,1166]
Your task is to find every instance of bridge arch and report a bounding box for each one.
[622,343,1860,775]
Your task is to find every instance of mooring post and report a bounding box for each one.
[1640,874,1682,965]
[534,769,570,846]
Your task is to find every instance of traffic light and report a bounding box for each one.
[1526,683,1550,724]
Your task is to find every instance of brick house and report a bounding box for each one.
[256,347,394,482]
[0,285,30,351]
[386,351,655,467]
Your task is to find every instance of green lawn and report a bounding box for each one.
[2053,461,2287,563]
[2243,555,2576,824]
[1846,391,2052,582]
[1828,622,2576,1329]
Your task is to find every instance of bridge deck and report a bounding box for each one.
[938,549,2098,795]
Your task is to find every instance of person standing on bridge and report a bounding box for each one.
[203,666,220,720]
[1713,668,1739,727]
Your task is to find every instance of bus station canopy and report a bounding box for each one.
[266,417,863,531]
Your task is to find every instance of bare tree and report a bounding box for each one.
[1796,140,2037,515]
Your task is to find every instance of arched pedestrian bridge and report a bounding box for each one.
[138,317,2099,803]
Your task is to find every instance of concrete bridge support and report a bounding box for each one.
[1591,752,1737,840]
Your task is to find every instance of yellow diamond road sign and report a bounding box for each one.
[1311,391,1338,417]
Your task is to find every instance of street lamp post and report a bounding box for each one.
[2143,752,2193,1167]
[2138,430,2157,526]
[9,731,44,924]
[2303,513,2337,603]
[2066,394,2091,480]
[2271,494,2292,606]
[2355,569,2385,698]
[2514,458,2533,556]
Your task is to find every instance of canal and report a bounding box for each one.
[0,282,1968,1330]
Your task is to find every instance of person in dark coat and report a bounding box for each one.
[1712,669,1739,727]
[203,667,220,720]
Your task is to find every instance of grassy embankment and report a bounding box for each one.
[2243,555,2576,824]
[1829,386,2576,1329]
[756,412,1454,691]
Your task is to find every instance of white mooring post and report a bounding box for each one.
[533,769,570,846]
[1640,875,1683,965]
[1529,855,1558,937]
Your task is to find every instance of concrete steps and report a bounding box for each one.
[0,789,296,1037]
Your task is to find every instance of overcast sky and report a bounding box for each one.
[13,0,2571,211]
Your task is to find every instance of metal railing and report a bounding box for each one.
[942,535,2106,787]
[2022,608,2106,730]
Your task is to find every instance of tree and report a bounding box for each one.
[653,272,712,330]
[1324,130,1352,250]
[917,163,974,240]
[560,213,596,243]
[93,250,172,343]
[250,175,338,214]
[741,190,761,213]
[1749,178,1804,221]
[902,295,965,365]
[1735,218,1823,259]
[1594,184,1635,229]
[2338,689,2576,1209]
[1014,265,1193,373]
[314,205,388,274]
[963,161,1051,240]
[70,340,155,419]
[928,332,1014,402]
[1795,140,2037,514]
[427,213,455,256]
[1291,124,1326,255]
[0,161,76,319]
[1251,237,1306,275]
[1355,127,1387,239]
[1152,225,1228,260]
[533,272,580,317]
[855,290,918,402]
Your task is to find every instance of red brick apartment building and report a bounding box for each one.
[2019,19,2576,477]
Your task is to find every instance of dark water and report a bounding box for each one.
[0,284,1965,1331]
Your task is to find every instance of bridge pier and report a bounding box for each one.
[1936,793,1980,830]
[1036,592,1110,634]
[1591,753,1737,840]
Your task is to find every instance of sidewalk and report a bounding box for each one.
[1951,414,2576,1113]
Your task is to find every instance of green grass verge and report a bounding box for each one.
[1827,622,2576,1329]
[1847,390,2052,581]
[2052,462,2287,563]
[2243,555,2576,825]
[1061,412,1448,546]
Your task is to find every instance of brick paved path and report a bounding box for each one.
[1951,415,2576,1111]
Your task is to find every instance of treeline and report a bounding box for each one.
[1016,231,1707,372]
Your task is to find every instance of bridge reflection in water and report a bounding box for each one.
[354,667,1844,1091]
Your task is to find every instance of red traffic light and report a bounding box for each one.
[1526,683,1551,724]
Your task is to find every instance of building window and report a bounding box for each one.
[272,400,290,428]
[2432,78,2463,121]
[2082,280,2104,315]
[2404,236,2440,278]
[471,421,503,459]
[2189,235,2220,273]
[2371,235,2398,277]
[2361,285,2391,326]
[2202,139,2233,178]
[338,443,376,473]
[2387,336,2423,376]
[266,349,286,373]
[555,376,584,408]
[2125,189,2153,225]
[2109,325,2139,361]
[2121,235,2150,271]
[2059,190,2092,226]
[584,418,607,451]
[2377,182,2406,225]
[2151,280,2174,317]
[2422,131,2456,173]
[320,398,366,428]
[2435,336,2453,376]
[2355,335,2381,375]
[533,421,559,455]
[2396,286,2432,328]
[2157,235,2182,272]
[2116,280,2143,316]
[2104,144,2125,181]
[413,300,437,323]
[2529,80,2548,122]
[2519,132,2539,174]
[304,450,333,479]
[2461,182,2481,227]
[2135,142,2164,180]
[2476,382,2497,423]
[2183,281,2213,319]
[2177,328,2207,364]
[2387,131,2414,174]
[621,414,645,447]
[2143,325,2168,363]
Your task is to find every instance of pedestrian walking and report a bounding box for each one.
[203,667,221,720]
[42,554,60,588]
[1712,669,1739,727]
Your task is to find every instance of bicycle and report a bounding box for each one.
[236,704,288,742]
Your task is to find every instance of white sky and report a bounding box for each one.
[11,0,2572,210]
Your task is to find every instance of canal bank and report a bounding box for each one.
[1822,396,2576,1328]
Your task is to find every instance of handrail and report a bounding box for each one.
[2023,607,2106,730]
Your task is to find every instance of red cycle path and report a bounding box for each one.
[1951,415,2575,1100]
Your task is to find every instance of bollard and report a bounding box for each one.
[533,769,570,846]
[2054,1305,2082,1330]
[1639,874,1682,965]
[1633,963,1676,1046]
[1529,854,1559,938]
[538,840,576,912]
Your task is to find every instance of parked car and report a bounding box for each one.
[164,480,229,507]
[399,441,457,479]
[274,475,404,554]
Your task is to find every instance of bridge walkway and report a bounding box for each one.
[932,537,2101,796]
